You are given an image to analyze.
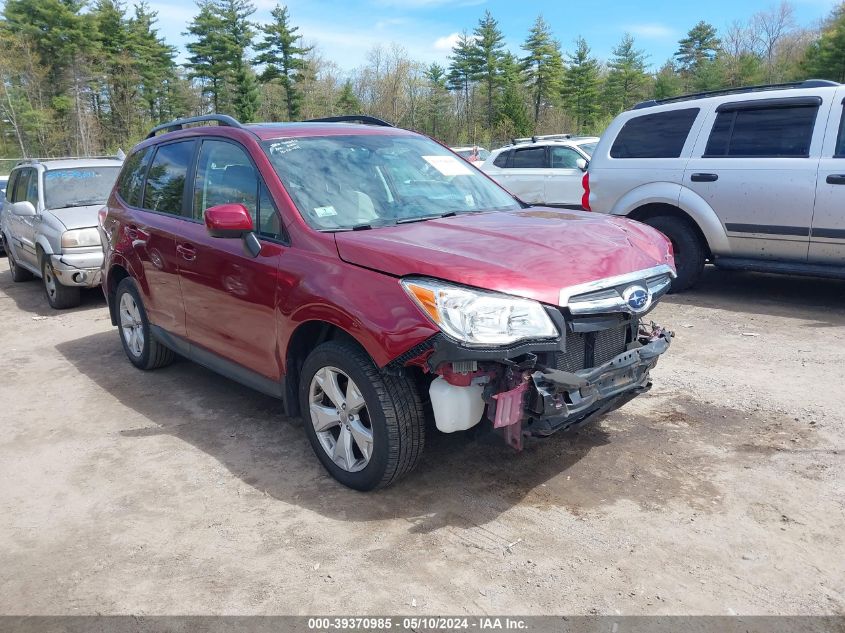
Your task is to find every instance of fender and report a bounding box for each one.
[611,182,730,255]
[34,234,55,260]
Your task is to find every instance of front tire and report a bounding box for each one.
[42,257,80,309]
[299,340,425,491]
[115,278,175,370]
[643,215,706,292]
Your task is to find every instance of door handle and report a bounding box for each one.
[125,224,147,241]
[176,243,197,261]
[691,173,719,182]
[826,174,845,185]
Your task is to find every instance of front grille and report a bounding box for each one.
[554,324,630,372]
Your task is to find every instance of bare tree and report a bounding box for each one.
[751,1,796,81]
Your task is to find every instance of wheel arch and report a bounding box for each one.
[627,202,712,259]
[106,264,131,325]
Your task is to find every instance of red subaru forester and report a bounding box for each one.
[100,114,675,490]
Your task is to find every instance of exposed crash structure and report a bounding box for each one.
[406,265,675,450]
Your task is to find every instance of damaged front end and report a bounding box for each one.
[401,265,675,450]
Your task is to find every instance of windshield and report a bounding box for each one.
[577,142,597,156]
[262,135,519,231]
[44,167,121,210]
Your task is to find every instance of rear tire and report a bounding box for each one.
[7,243,34,282]
[41,257,80,309]
[115,277,175,370]
[299,340,425,491]
[643,215,706,292]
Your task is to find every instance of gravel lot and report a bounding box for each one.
[1,264,843,615]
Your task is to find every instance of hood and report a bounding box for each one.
[334,208,674,306]
[46,204,103,230]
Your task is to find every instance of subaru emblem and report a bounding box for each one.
[622,285,651,314]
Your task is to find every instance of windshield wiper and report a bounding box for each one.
[396,211,457,224]
[51,200,104,210]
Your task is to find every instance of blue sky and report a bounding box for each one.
[149,0,841,72]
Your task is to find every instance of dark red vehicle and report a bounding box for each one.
[100,114,675,490]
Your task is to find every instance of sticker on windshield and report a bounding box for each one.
[422,155,473,176]
[314,206,337,217]
[268,139,301,155]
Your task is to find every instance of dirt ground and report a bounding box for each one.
[0,264,843,616]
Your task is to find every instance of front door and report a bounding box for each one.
[8,168,41,268]
[684,97,829,261]
[177,138,287,380]
[810,88,845,263]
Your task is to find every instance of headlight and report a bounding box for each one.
[61,227,101,248]
[401,277,558,346]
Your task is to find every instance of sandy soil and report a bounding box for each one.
[0,265,843,615]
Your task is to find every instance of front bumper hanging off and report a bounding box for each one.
[420,321,673,451]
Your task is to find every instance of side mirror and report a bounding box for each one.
[204,203,261,258]
[11,201,36,216]
[576,158,588,172]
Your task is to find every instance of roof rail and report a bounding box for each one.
[632,79,840,110]
[146,114,243,138]
[304,115,394,127]
[510,133,572,145]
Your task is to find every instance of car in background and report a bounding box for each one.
[586,79,845,291]
[100,113,674,491]
[451,146,490,166]
[480,135,599,208]
[0,176,7,253]
[2,158,122,308]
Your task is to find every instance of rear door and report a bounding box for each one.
[810,89,845,263]
[493,146,548,204]
[128,140,196,338]
[177,138,286,381]
[684,95,829,261]
[545,145,586,207]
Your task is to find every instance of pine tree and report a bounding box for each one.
[562,37,601,133]
[470,10,505,131]
[253,4,311,120]
[335,80,361,114]
[497,52,531,138]
[521,14,564,127]
[128,3,180,122]
[675,21,721,76]
[803,4,845,82]
[447,31,478,138]
[604,33,649,114]
[424,63,450,138]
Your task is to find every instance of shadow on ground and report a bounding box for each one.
[665,266,845,327]
[0,267,106,317]
[55,328,742,532]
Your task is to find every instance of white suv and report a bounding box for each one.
[586,79,845,291]
[481,135,598,208]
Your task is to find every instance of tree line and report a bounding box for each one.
[1,0,845,161]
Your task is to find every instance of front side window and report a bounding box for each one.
[5,171,18,202]
[511,147,547,168]
[192,139,284,240]
[704,105,818,158]
[12,169,32,204]
[143,141,195,215]
[550,146,582,169]
[610,108,699,159]
[262,134,519,231]
[44,167,121,210]
[835,107,845,158]
[117,148,150,207]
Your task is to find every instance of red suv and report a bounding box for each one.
[100,114,675,490]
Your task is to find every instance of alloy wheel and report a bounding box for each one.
[43,263,57,300]
[119,292,145,358]
[308,366,373,473]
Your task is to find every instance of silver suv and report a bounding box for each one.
[586,79,845,290]
[1,159,122,308]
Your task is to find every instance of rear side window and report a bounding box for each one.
[493,150,510,167]
[610,108,699,158]
[704,105,819,158]
[117,148,150,207]
[511,147,546,168]
[143,141,195,215]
